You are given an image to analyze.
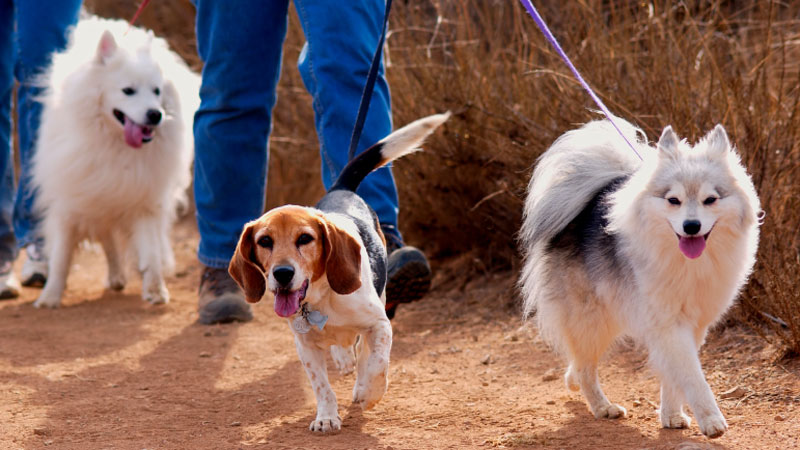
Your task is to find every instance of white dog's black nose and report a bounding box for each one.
[683,220,701,235]
[273,265,294,287]
[146,109,162,125]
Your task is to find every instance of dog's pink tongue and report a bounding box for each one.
[274,290,302,318]
[123,117,144,148]
[679,236,706,259]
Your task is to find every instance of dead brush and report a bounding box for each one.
[85,0,800,354]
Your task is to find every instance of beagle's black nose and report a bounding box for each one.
[272,265,295,287]
[683,220,701,235]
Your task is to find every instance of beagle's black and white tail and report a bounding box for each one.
[330,112,451,193]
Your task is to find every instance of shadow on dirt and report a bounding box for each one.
[10,321,309,448]
[505,400,728,450]
[0,290,164,367]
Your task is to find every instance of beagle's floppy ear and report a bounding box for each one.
[228,222,266,303]
[320,220,362,295]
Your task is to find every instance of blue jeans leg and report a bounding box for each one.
[0,0,14,262]
[12,1,81,249]
[194,0,290,269]
[293,0,400,235]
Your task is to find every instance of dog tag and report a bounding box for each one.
[306,310,328,331]
[291,315,311,334]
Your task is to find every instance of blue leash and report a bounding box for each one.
[348,0,394,161]
[517,0,643,160]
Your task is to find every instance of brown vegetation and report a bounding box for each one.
[85,0,800,353]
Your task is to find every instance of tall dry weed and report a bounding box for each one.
[86,0,800,353]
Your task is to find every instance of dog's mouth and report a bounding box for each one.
[676,229,712,259]
[273,279,309,318]
[113,109,154,148]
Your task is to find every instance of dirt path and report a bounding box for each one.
[0,220,797,449]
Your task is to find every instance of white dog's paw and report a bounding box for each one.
[594,403,627,419]
[33,293,62,309]
[660,411,692,429]
[352,372,388,411]
[142,284,169,305]
[330,346,356,375]
[309,415,341,433]
[697,413,727,438]
[105,272,126,291]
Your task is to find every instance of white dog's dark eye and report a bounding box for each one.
[703,196,717,205]
[122,87,136,96]
[667,197,681,205]
[257,235,273,249]
[153,87,160,96]
[296,233,314,247]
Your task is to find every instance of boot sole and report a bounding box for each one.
[386,259,432,306]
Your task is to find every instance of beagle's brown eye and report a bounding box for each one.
[296,233,314,247]
[257,235,273,249]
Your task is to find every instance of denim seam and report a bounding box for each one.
[295,0,339,180]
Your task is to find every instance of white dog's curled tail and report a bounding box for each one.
[519,118,646,249]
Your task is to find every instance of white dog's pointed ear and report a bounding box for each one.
[704,124,730,159]
[657,125,679,160]
[96,30,117,64]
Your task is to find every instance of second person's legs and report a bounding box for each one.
[193,0,290,323]
[294,0,433,317]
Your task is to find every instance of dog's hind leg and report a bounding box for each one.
[100,232,126,291]
[647,325,727,438]
[132,217,169,305]
[33,219,77,308]
[557,303,625,419]
[659,379,691,429]
[330,345,356,375]
[352,319,392,410]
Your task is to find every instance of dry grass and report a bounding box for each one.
[86,0,800,354]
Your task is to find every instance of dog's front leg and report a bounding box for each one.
[132,217,168,304]
[353,318,392,410]
[647,326,727,438]
[33,220,76,308]
[295,335,340,432]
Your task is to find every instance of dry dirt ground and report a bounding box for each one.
[0,220,798,450]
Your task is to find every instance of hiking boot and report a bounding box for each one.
[198,266,253,324]
[0,260,21,300]
[21,243,48,287]
[382,224,432,320]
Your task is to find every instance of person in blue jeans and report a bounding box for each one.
[0,1,82,299]
[194,0,432,323]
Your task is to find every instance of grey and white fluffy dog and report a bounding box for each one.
[519,118,760,438]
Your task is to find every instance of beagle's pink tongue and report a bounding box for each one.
[274,290,302,318]
[123,116,144,148]
[679,236,706,259]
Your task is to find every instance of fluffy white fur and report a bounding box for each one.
[31,17,198,308]
[519,118,760,438]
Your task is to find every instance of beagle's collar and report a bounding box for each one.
[291,303,328,334]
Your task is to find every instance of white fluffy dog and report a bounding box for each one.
[31,17,198,308]
[519,119,760,438]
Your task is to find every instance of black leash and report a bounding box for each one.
[347,0,393,161]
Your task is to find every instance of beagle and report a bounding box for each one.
[229,112,449,433]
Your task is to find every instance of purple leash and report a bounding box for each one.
[517,0,643,160]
